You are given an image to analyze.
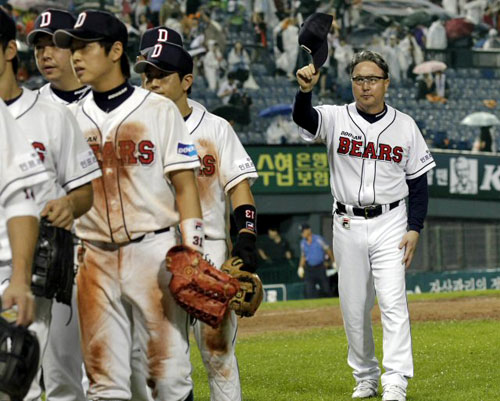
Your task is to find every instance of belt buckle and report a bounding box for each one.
[364,206,378,219]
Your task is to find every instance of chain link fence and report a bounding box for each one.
[407,221,499,271]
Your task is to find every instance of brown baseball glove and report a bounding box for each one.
[166,245,240,328]
[221,257,263,317]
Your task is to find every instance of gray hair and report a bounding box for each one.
[349,50,389,78]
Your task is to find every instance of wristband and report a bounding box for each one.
[180,218,205,254]
[233,204,257,234]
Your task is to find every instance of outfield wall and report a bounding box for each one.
[261,268,500,302]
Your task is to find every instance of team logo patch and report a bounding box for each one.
[246,222,255,231]
[177,143,197,157]
[342,217,350,230]
[195,221,203,230]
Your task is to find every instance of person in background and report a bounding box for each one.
[257,226,293,265]
[297,224,334,299]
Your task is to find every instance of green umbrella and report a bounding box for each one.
[401,11,433,28]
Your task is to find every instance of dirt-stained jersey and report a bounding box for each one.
[186,99,258,239]
[0,99,49,260]
[300,102,436,207]
[6,89,102,209]
[72,87,200,243]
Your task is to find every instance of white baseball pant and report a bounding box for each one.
[333,204,413,390]
[77,229,193,401]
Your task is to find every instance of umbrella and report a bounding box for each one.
[412,60,447,74]
[259,104,293,118]
[348,27,384,47]
[460,112,500,127]
[445,18,474,40]
[401,11,434,28]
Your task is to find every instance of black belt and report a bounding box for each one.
[336,200,402,219]
[130,227,170,243]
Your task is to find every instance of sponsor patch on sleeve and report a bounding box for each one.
[177,143,197,157]
[78,149,98,169]
[15,151,43,172]
[234,157,255,171]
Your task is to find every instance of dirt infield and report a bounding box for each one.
[238,295,500,337]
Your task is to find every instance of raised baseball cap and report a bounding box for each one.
[26,9,76,46]
[0,7,16,42]
[298,13,333,71]
[53,10,128,49]
[134,42,193,75]
[139,26,183,55]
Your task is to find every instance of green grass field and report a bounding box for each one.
[190,291,500,401]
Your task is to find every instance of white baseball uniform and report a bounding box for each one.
[0,89,101,401]
[300,102,435,390]
[71,86,200,401]
[185,99,258,401]
[38,83,91,401]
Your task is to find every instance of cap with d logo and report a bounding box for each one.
[26,9,76,46]
[53,9,128,48]
[298,13,333,71]
[134,42,193,75]
[0,7,16,42]
[139,26,183,55]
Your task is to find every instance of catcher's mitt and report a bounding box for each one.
[221,257,263,317]
[0,315,40,401]
[31,218,75,305]
[166,245,241,328]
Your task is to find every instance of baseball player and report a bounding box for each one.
[0,99,49,328]
[293,50,435,401]
[29,9,90,104]
[134,31,259,401]
[27,9,91,401]
[53,10,203,401]
[0,8,101,400]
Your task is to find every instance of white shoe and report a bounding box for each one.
[382,384,406,401]
[352,379,378,398]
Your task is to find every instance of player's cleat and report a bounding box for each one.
[382,384,406,401]
[352,379,378,398]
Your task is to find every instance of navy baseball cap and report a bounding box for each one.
[139,26,183,55]
[0,7,16,42]
[27,9,76,46]
[53,10,128,49]
[134,42,193,75]
[298,13,333,70]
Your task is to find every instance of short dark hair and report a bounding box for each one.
[99,40,130,79]
[349,50,389,79]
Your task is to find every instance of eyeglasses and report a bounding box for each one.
[351,76,387,86]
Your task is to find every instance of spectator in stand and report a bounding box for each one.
[416,73,435,100]
[399,30,424,79]
[443,0,459,15]
[433,70,449,99]
[204,39,225,91]
[228,41,251,83]
[385,35,403,84]
[427,16,448,49]
[200,7,226,53]
[464,0,488,24]
[257,227,293,265]
[273,16,299,80]
[473,126,495,152]
[159,0,181,25]
[134,0,152,27]
[333,37,354,84]
[217,71,239,104]
[164,11,184,40]
[483,29,500,49]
